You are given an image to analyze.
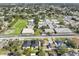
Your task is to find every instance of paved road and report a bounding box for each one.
[0,34,78,40]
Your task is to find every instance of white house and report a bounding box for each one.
[22,28,34,35]
[52,19,59,24]
[55,28,73,34]
[44,29,54,34]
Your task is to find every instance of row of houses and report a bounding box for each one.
[21,37,79,56]
[22,38,72,50]
[21,18,73,35]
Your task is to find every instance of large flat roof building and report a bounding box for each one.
[22,28,34,34]
[55,28,73,34]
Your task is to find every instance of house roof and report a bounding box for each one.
[22,40,31,47]
[31,40,39,47]
[22,40,39,47]
[55,28,72,33]
[44,29,54,33]
[52,19,59,24]
[28,19,34,22]
[22,28,34,34]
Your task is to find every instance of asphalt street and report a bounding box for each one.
[0,34,78,40]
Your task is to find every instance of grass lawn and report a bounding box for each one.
[10,19,27,35]
[0,48,9,55]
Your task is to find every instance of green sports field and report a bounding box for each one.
[10,19,27,35]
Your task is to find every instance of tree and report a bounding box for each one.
[33,15,40,30]
[66,40,76,48]
[48,50,56,56]
[76,28,79,33]
[47,13,52,18]
[16,51,22,56]
[23,47,33,56]
[59,21,64,25]
[34,29,42,36]
[56,48,68,56]
[3,39,22,55]
[34,16,39,25]
[37,50,45,56]
[47,32,51,35]
[0,20,3,30]
[36,47,45,56]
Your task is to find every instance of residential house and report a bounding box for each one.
[22,40,39,49]
[44,29,55,35]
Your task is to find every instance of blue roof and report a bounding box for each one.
[22,41,31,47]
[22,40,39,47]
[55,41,63,47]
[55,41,63,45]
[31,40,39,47]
